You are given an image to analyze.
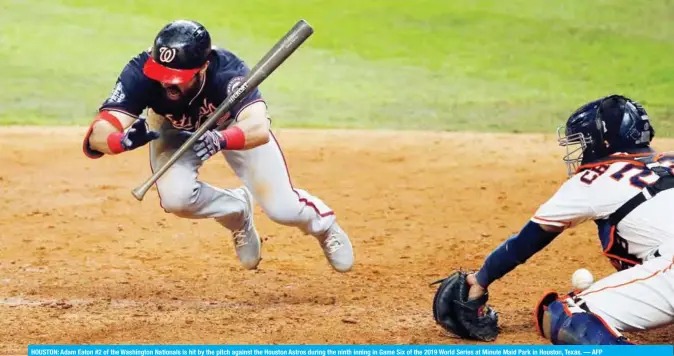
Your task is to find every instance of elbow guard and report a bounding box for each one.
[82,111,124,159]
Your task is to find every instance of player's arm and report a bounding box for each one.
[188,61,270,160]
[83,110,160,158]
[466,179,594,299]
[214,57,270,150]
[223,100,270,150]
[83,57,158,159]
[187,100,269,161]
[466,221,564,298]
[85,111,136,155]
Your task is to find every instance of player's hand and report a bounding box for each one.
[431,271,500,341]
[466,273,486,301]
[120,117,160,151]
[177,129,226,161]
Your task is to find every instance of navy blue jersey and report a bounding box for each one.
[99,47,263,131]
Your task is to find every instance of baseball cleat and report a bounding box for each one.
[316,222,354,272]
[231,186,262,270]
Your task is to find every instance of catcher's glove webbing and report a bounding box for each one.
[431,271,500,341]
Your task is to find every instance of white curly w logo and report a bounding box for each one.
[158,47,177,63]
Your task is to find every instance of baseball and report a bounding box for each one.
[571,268,594,291]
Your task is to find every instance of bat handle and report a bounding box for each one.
[131,179,154,201]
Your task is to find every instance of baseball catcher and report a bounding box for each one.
[433,95,674,344]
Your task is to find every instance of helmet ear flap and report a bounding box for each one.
[623,99,654,144]
[590,105,608,157]
[596,95,628,152]
[596,94,654,151]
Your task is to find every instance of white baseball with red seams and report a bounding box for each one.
[531,156,674,333]
[571,268,594,291]
[146,110,354,272]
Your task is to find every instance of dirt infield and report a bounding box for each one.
[0,127,672,352]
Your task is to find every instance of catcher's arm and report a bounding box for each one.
[432,221,562,342]
[470,221,563,296]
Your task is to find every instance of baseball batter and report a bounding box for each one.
[82,20,354,273]
[432,95,674,344]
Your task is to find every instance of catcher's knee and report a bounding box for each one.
[534,291,634,345]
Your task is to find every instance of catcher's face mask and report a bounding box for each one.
[557,125,591,177]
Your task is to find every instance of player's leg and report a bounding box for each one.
[576,250,674,332]
[535,246,674,344]
[146,110,261,269]
[222,131,354,272]
[534,291,634,345]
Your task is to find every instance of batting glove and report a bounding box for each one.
[192,130,225,161]
[107,116,160,154]
[176,126,246,161]
[121,117,160,151]
[173,129,226,161]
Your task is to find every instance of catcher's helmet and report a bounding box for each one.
[143,20,212,84]
[557,94,654,176]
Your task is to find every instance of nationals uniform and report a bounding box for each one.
[83,20,354,273]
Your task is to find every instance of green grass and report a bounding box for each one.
[1,0,673,135]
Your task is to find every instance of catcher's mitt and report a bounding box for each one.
[431,271,500,342]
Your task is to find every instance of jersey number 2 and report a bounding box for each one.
[609,163,656,188]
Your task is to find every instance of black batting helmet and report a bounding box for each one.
[143,20,212,84]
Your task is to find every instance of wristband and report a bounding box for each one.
[220,126,246,150]
[107,132,126,154]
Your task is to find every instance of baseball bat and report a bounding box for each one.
[131,19,314,201]
[216,20,310,131]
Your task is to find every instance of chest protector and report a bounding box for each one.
[578,152,674,271]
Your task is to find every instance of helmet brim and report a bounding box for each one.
[143,58,200,85]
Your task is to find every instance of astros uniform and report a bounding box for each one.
[532,152,674,332]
